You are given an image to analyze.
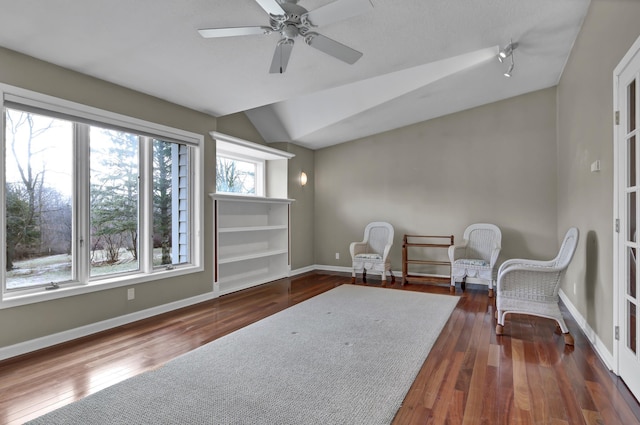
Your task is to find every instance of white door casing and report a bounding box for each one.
[614,34,640,401]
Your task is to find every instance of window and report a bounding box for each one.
[216,155,260,195]
[213,132,294,199]
[1,86,203,307]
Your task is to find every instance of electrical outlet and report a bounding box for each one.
[335,252,340,260]
[127,288,135,301]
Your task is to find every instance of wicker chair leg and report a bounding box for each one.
[488,288,494,298]
[449,286,455,294]
[563,332,574,346]
[351,276,356,284]
[496,324,504,335]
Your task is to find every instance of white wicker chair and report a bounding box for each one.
[448,223,502,296]
[495,227,579,345]
[350,222,395,284]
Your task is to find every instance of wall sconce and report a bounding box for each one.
[300,171,308,187]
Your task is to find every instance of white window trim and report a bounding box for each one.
[0,84,204,309]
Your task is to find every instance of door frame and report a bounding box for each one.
[613,34,640,380]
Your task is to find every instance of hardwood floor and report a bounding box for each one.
[0,272,639,424]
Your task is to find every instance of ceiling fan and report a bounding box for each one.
[198,0,373,74]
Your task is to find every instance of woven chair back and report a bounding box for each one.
[464,224,501,261]
[365,222,394,255]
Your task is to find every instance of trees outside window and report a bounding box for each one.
[4,110,72,289]
[216,156,256,195]
[90,128,139,276]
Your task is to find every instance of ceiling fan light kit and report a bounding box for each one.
[199,0,373,73]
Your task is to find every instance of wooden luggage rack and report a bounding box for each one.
[402,234,454,287]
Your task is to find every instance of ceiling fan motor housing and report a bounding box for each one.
[270,1,311,39]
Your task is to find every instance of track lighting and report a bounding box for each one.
[498,41,518,63]
[499,40,518,77]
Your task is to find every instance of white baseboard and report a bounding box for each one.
[312,264,353,273]
[5,268,613,369]
[302,265,405,277]
[0,291,219,362]
[289,265,317,276]
[559,289,615,371]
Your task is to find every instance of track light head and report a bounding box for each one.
[504,62,514,77]
[498,41,518,62]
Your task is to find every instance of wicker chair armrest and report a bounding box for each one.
[489,245,501,267]
[350,242,368,258]
[498,258,555,275]
[448,242,468,262]
[381,243,393,261]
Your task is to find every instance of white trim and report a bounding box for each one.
[0,289,218,362]
[308,264,405,278]
[3,86,202,146]
[290,265,317,276]
[559,289,615,370]
[612,33,640,377]
[211,132,295,160]
[613,60,621,375]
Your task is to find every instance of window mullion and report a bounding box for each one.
[75,123,90,284]
[140,136,152,274]
[1,102,7,293]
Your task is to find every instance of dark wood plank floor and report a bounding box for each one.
[0,272,639,424]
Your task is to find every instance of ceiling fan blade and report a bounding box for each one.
[303,0,373,27]
[269,39,295,74]
[305,33,363,64]
[255,0,286,16]
[198,26,271,38]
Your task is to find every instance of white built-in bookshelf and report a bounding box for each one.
[210,132,294,296]
[212,194,292,295]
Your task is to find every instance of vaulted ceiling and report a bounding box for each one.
[0,0,590,149]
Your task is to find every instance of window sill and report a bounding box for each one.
[0,265,204,310]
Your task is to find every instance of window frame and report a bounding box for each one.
[0,84,204,309]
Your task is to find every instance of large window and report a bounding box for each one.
[1,86,203,306]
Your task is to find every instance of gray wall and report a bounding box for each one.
[557,0,640,353]
[0,47,217,347]
[272,143,316,271]
[314,88,559,272]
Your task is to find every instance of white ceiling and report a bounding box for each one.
[0,0,590,149]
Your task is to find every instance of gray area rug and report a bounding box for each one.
[28,284,459,425]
